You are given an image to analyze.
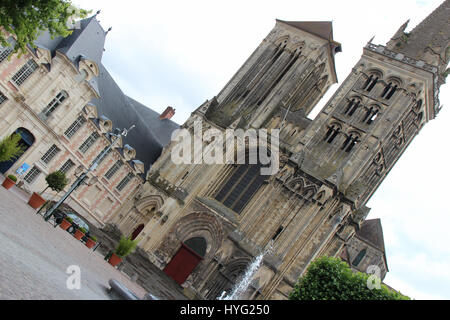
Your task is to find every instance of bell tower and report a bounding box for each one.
[202,20,341,131]
[293,0,449,215]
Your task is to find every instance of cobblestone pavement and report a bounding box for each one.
[0,176,153,300]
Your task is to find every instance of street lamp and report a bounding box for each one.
[44,125,135,221]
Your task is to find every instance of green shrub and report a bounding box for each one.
[289,256,410,300]
[0,133,24,162]
[42,171,69,194]
[7,174,17,182]
[90,236,97,242]
[115,237,138,258]
[78,227,87,234]
[65,217,73,223]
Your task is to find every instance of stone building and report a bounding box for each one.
[112,1,449,299]
[0,13,178,228]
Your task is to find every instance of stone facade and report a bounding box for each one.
[113,2,449,300]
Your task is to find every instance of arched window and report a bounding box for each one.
[352,248,367,267]
[343,98,361,116]
[362,74,379,92]
[184,237,207,258]
[215,162,268,214]
[363,106,380,125]
[381,82,398,100]
[324,124,341,143]
[40,90,68,120]
[341,132,360,152]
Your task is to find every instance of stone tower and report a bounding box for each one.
[111,1,449,300]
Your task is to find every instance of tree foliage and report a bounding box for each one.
[115,237,138,258]
[44,170,69,193]
[0,0,90,55]
[289,256,410,300]
[0,133,25,162]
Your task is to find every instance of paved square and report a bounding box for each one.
[0,176,148,300]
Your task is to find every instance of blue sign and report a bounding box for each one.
[16,163,30,176]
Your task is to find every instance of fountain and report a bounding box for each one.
[218,241,273,300]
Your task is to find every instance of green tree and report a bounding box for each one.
[0,133,25,162]
[115,237,138,258]
[0,0,90,55]
[289,256,410,300]
[42,170,69,194]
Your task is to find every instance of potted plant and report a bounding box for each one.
[85,235,97,249]
[2,174,17,190]
[28,170,68,209]
[108,237,138,267]
[59,216,73,231]
[74,226,87,241]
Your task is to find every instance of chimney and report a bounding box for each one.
[159,106,175,120]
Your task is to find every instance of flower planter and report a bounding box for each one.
[108,253,122,267]
[59,219,72,231]
[2,177,16,190]
[85,238,97,249]
[28,192,46,209]
[74,229,85,241]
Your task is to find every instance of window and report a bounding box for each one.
[363,107,379,125]
[343,98,361,116]
[79,131,100,153]
[116,172,134,192]
[64,115,86,138]
[215,163,268,214]
[40,91,68,119]
[24,166,41,183]
[105,160,123,180]
[272,226,284,241]
[59,159,75,174]
[92,146,112,166]
[362,74,378,92]
[352,248,367,267]
[0,37,15,63]
[0,90,7,105]
[381,82,398,100]
[341,133,359,152]
[324,124,340,143]
[41,144,60,164]
[11,59,39,86]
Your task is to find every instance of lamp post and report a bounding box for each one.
[44,125,135,221]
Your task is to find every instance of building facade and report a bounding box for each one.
[0,14,178,229]
[112,1,449,300]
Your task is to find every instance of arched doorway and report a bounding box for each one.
[163,237,207,285]
[130,223,144,240]
[0,128,35,174]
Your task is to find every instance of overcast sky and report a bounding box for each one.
[72,0,449,299]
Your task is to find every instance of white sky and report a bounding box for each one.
[72,0,450,299]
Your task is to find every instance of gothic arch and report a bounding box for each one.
[135,194,164,213]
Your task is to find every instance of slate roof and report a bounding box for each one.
[33,14,180,174]
[356,218,386,253]
[278,21,334,41]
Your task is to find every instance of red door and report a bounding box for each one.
[163,243,203,285]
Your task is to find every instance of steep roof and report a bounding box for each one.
[33,14,179,174]
[356,218,386,253]
[277,21,334,41]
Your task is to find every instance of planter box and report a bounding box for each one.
[85,238,97,249]
[1,177,16,190]
[108,253,123,267]
[59,219,72,231]
[28,192,46,209]
[74,229,85,240]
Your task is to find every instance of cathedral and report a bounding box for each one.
[0,1,448,300]
[112,1,449,299]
